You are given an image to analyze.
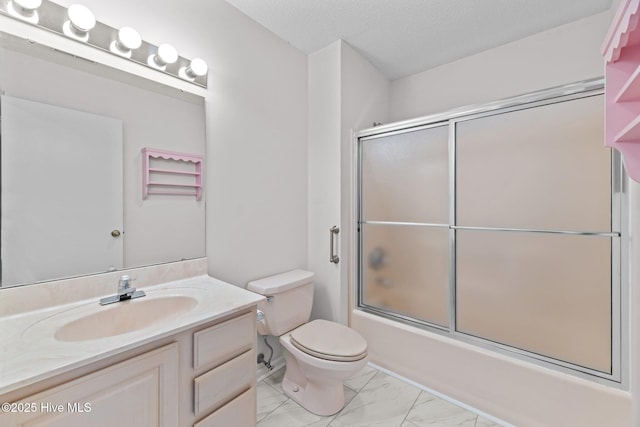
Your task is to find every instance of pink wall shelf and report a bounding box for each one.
[615,64,640,102]
[142,148,203,200]
[602,0,640,181]
[617,115,640,142]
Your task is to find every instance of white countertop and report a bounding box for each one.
[0,275,263,395]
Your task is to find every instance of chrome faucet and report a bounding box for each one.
[117,275,135,297]
[99,275,146,305]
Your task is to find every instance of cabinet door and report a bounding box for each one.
[0,343,179,427]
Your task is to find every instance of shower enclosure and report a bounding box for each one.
[356,79,626,384]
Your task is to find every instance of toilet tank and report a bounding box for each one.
[247,269,314,336]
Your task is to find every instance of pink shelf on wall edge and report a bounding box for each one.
[615,115,640,142]
[602,0,640,182]
[616,64,640,102]
[601,0,640,62]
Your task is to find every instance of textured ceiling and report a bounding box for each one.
[224,0,612,80]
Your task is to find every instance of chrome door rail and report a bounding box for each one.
[356,78,604,139]
[362,221,620,237]
[361,220,449,228]
[450,225,620,237]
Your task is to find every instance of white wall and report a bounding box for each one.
[389,12,610,122]
[308,41,343,322]
[351,10,635,426]
[308,40,390,324]
[340,42,390,319]
[201,4,308,288]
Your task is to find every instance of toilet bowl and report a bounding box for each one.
[280,319,367,415]
[247,270,368,416]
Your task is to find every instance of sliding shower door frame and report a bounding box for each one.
[357,120,452,331]
[355,78,628,388]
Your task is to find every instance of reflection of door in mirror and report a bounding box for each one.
[1,95,123,287]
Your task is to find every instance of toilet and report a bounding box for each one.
[247,269,368,416]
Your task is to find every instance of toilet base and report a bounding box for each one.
[281,350,346,416]
[279,332,367,417]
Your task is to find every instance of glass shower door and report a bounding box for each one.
[360,124,450,327]
[454,95,615,374]
[357,83,621,381]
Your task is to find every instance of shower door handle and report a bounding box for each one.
[329,226,340,264]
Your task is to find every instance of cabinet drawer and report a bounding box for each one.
[193,387,256,427]
[194,349,255,416]
[193,312,254,370]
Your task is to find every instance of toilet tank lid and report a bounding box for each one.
[247,269,314,295]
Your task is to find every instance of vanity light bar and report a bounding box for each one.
[0,0,208,88]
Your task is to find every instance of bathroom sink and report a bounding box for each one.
[54,295,198,342]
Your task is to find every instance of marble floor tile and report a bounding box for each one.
[404,391,477,427]
[475,416,503,427]
[342,385,358,407]
[329,371,422,427]
[264,366,286,388]
[257,381,289,422]
[344,364,378,392]
[258,398,334,427]
[257,365,508,427]
[257,384,357,427]
[264,365,360,402]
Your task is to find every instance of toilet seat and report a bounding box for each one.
[290,319,367,362]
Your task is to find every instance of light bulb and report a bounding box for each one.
[148,43,178,70]
[188,58,208,77]
[7,0,42,24]
[156,44,178,65]
[68,5,95,32]
[63,4,96,42]
[180,58,208,80]
[110,27,142,58]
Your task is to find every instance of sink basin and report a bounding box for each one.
[55,295,198,342]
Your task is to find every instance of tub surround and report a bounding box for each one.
[352,310,632,427]
[0,260,263,396]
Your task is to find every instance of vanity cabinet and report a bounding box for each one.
[0,309,258,427]
[1,343,179,427]
[194,388,256,427]
[189,311,257,426]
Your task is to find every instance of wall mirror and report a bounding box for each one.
[0,31,206,289]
